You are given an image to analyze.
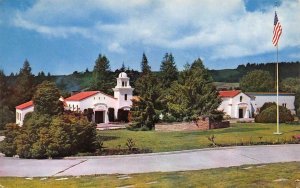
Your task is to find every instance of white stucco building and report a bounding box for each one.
[218,90,253,119]
[247,92,296,114]
[16,101,34,126]
[218,90,295,119]
[15,72,134,126]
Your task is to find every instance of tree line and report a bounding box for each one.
[1,53,299,130]
[210,61,300,82]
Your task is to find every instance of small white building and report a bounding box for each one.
[16,101,34,126]
[218,90,253,119]
[16,72,134,126]
[218,90,296,119]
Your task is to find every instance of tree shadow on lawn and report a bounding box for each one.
[98,135,120,141]
[282,129,300,134]
[174,127,269,138]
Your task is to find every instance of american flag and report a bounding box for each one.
[272,11,282,46]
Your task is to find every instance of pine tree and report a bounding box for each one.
[120,62,126,72]
[160,53,178,88]
[15,60,35,105]
[130,54,160,130]
[141,53,151,75]
[165,58,221,121]
[0,70,8,102]
[90,54,114,94]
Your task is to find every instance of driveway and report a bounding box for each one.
[0,144,299,177]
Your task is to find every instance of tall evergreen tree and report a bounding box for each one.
[130,55,160,130]
[0,70,14,130]
[90,54,114,94]
[15,60,35,106]
[160,53,178,88]
[120,62,126,72]
[141,53,151,75]
[0,70,9,102]
[165,58,221,121]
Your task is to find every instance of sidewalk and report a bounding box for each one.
[0,144,299,177]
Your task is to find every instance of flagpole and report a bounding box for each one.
[274,43,281,134]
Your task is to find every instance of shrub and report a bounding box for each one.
[83,108,94,122]
[259,102,276,113]
[255,105,294,123]
[0,123,20,157]
[162,113,178,122]
[0,112,97,159]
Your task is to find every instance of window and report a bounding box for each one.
[99,97,100,100]
[16,112,18,120]
[94,97,95,100]
[125,94,127,101]
[19,113,21,121]
[73,104,74,110]
[76,105,79,111]
[240,96,243,102]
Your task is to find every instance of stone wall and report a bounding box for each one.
[155,117,230,132]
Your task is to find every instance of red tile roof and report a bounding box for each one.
[219,90,241,98]
[65,91,99,101]
[16,101,34,110]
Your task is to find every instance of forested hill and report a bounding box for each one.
[209,62,300,82]
[50,61,300,92]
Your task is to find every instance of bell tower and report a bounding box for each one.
[113,72,134,109]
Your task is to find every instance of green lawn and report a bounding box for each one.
[98,123,300,152]
[0,162,299,188]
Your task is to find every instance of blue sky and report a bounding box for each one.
[0,0,299,75]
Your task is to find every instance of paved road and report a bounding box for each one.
[0,144,299,177]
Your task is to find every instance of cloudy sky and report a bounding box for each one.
[0,0,299,75]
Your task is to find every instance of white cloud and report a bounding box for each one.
[10,0,300,59]
[108,42,125,53]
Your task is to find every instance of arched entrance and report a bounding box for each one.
[117,106,131,122]
[238,103,249,118]
[94,103,108,124]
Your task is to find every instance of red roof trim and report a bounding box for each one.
[219,90,241,98]
[65,91,99,101]
[65,91,116,101]
[16,101,34,110]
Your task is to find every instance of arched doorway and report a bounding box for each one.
[94,103,108,123]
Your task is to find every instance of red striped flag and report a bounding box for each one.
[272,11,282,46]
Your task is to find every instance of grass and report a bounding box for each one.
[98,123,300,152]
[0,162,299,187]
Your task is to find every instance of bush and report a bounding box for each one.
[162,113,178,123]
[83,108,94,122]
[255,105,294,123]
[0,123,20,157]
[0,112,97,159]
[259,102,276,113]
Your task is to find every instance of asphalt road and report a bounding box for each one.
[0,144,299,177]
